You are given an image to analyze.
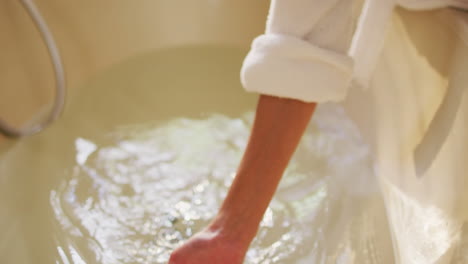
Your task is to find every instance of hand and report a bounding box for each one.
[169,228,247,264]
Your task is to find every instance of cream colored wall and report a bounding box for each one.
[0,0,269,144]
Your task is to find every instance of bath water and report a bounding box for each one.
[0,46,394,264]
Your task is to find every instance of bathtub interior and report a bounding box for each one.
[0,0,269,144]
[0,42,394,263]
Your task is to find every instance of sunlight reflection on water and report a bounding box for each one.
[51,105,386,263]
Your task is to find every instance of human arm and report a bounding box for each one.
[169,0,356,261]
[169,94,316,264]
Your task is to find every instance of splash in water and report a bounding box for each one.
[50,104,391,264]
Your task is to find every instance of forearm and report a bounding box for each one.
[210,94,317,245]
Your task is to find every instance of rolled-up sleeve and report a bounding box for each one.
[241,0,357,102]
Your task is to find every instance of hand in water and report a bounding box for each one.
[170,95,316,264]
[169,228,247,264]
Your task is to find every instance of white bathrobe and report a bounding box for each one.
[241,1,468,263]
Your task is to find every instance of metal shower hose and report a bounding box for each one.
[0,0,65,138]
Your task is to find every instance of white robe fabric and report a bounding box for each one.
[241,0,357,102]
[241,0,467,102]
[241,1,468,263]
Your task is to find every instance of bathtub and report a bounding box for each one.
[0,1,268,263]
[1,1,468,264]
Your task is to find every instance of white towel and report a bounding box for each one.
[241,0,356,103]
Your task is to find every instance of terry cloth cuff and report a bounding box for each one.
[241,34,354,103]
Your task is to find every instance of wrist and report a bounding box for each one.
[207,211,260,248]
